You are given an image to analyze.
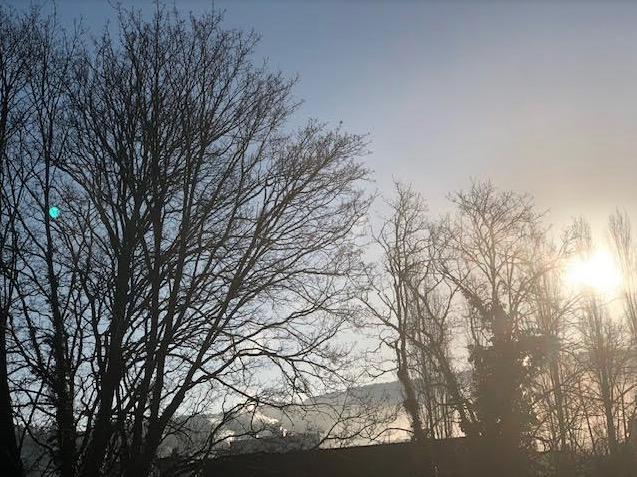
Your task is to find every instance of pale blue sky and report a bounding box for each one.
[8,0,637,237]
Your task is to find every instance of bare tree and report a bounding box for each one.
[529,260,597,477]
[610,210,637,346]
[363,184,429,443]
[363,184,484,474]
[16,13,84,476]
[362,184,451,475]
[570,219,637,458]
[4,7,370,476]
[0,6,37,476]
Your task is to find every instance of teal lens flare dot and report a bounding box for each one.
[48,207,60,219]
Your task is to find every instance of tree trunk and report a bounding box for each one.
[396,342,426,442]
[80,243,133,477]
[600,368,618,455]
[0,309,22,477]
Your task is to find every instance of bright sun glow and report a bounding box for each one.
[564,249,623,296]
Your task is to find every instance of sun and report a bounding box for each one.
[564,248,623,296]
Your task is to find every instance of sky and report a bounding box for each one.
[7,0,637,241]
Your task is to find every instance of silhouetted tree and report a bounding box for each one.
[0,6,32,476]
[434,182,560,476]
[530,264,584,475]
[573,220,636,459]
[610,211,637,346]
[5,5,370,476]
[364,185,429,444]
[68,8,368,476]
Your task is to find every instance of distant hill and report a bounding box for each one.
[158,380,410,458]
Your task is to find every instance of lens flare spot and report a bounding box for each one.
[48,206,60,219]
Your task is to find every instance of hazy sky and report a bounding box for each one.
[9,0,637,239]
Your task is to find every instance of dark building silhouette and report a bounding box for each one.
[160,438,481,477]
[159,437,637,477]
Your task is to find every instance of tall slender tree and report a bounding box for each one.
[0,7,36,476]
